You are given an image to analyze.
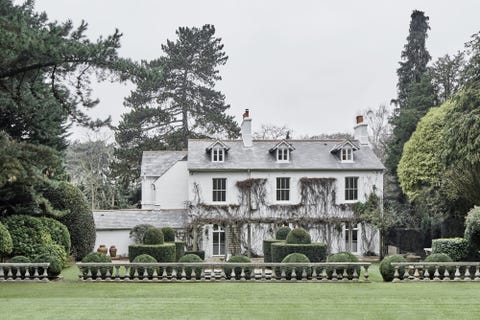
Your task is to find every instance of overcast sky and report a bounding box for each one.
[32,0,480,140]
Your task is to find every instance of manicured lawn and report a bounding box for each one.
[1,264,479,320]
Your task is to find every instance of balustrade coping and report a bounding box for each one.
[391,262,480,267]
[0,263,51,282]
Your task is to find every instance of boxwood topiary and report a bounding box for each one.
[275,226,291,240]
[33,244,67,277]
[178,254,203,279]
[285,228,311,244]
[431,238,469,262]
[1,215,52,258]
[326,252,360,279]
[8,256,31,277]
[263,239,284,263]
[129,224,155,244]
[81,252,113,279]
[464,206,480,257]
[143,227,164,245]
[224,255,252,279]
[279,253,311,280]
[424,253,454,279]
[161,227,176,242]
[130,254,157,278]
[379,254,406,282]
[129,243,176,263]
[175,242,186,262]
[0,222,13,259]
[271,242,327,262]
[184,250,205,260]
[38,217,71,254]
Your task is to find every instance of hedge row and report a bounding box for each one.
[175,242,186,262]
[431,238,469,261]
[262,240,284,263]
[270,242,327,262]
[128,244,176,262]
[185,250,205,260]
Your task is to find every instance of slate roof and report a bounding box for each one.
[187,139,384,171]
[141,151,187,177]
[93,209,188,230]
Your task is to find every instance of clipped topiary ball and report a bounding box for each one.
[81,252,113,279]
[33,244,67,278]
[178,253,203,279]
[0,221,13,259]
[285,228,311,244]
[280,253,311,280]
[275,226,291,240]
[326,252,360,279]
[143,227,164,245]
[424,253,454,279]
[465,206,480,255]
[130,254,157,278]
[224,255,252,279]
[161,227,175,242]
[379,254,406,282]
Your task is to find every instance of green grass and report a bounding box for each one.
[1,264,479,320]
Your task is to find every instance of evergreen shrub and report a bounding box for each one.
[279,253,311,280]
[224,255,252,279]
[464,206,480,256]
[33,243,67,277]
[184,250,205,260]
[81,252,113,279]
[271,242,327,262]
[128,243,176,262]
[275,226,291,240]
[178,254,203,279]
[0,222,13,259]
[431,238,469,261]
[129,224,155,244]
[262,239,284,263]
[424,253,454,279]
[285,228,311,244]
[379,255,406,282]
[161,227,176,242]
[326,252,360,279]
[130,254,157,278]
[143,227,164,245]
[175,242,186,261]
[38,217,71,254]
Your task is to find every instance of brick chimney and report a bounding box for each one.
[354,115,369,145]
[241,109,252,147]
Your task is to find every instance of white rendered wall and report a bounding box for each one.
[154,161,188,209]
[95,230,133,257]
[141,176,158,209]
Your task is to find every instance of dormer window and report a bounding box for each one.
[341,147,353,162]
[277,148,289,162]
[206,140,230,163]
[212,147,224,162]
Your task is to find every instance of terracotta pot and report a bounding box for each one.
[97,244,108,254]
[109,245,117,258]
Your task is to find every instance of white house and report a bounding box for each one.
[139,110,384,259]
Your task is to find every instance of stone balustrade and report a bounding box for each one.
[0,263,50,282]
[76,262,371,282]
[391,262,480,282]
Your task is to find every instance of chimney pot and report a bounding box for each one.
[356,115,363,124]
[243,109,250,119]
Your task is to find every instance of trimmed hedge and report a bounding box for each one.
[33,243,67,277]
[424,253,454,279]
[262,239,284,263]
[178,254,203,279]
[38,217,71,254]
[285,228,311,244]
[1,215,52,258]
[175,242,185,262]
[129,243,176,262]
[465,206,480,254]
[184,250,205,260]
[275,226,291,240]
[130,254,157,278]
[280,253,311,280]
[45,181,96,260]
[161,227,176,242]
[0,221,13,259]
[326,252,360,279]
[129,224,155,244]
[431,238,469,261]
[224,255,252,279]
[379,255,406,282]
[271,242,327,262]
[81,252,113,279]
[143,227,164,245]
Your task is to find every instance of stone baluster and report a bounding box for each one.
[392,265,400,282]
[332,268,338,281]
[402,267,409,282]
[220,266,226,281]
[41,266,48,281]
[24,267,31,281]
[352,267,359,282]
[114,265,121,281]
[240,267,246,281]
[433,266,440,281]
[7,266,13,281]
[0,266,4,281]
[311,267,318,282]
[423,267,430,281]
[261,266,266,281]
[190,267,197,281]
[124,265,131,281]
[96,268,103,281]
[171,267,177,282]
[200,267,205,281]
[342,268,348,282]
[321,267,328,282]
[86,266,92,281]
[301,267,308,281]
[464,265,471,281]
[142,268,149,281]
[160,267,167,282]
[413,266,420,281]
[454,266,461,281]
[443,268,450,281]
[363,265,369,282]
[280,267,286,281]
[180,266,187,281]
[15,267,21,280]
[105,268,112,281]
[474,266,480,281]
[291,267,297,281]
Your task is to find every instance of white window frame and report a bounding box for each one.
[212,178,226,202]
[211,147,225,162]
[212,224,226,256]
[341,147,353,162]
[276,148,289,162]
[276,177,290,202]
[345,176,358,202]
[344,223,359,253]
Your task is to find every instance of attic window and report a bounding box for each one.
[341,147,353,162]
[212,147,225,162]
[277,147,289,162]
